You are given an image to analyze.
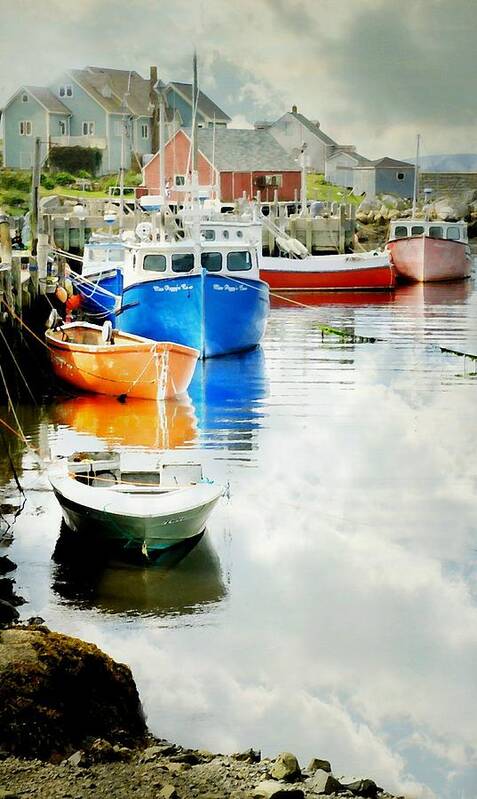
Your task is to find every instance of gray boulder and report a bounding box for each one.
[253,781,305,798]
[307,757,331,773]
[343,778,380,798]
[306,768,343,794]
[271,752,301,781]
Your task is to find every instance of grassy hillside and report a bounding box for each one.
[307,173,361,204]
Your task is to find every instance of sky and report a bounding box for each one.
[1,0,476,159]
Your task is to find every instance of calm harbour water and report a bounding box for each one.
[2,276,477,799]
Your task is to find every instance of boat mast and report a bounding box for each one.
[192,51,199,177]
[119,74,132,231]
[412,133,420,217]
[158,86,166,202]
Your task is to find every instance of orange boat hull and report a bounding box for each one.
[46,325,199,400]
[387,237,472,283]
[260,264,395,291]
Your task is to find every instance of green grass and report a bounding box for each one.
[307,173,361,204]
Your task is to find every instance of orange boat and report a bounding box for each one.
[46,322,199,400]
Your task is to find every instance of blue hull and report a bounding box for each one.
[117,273,269,358]
[76,270,123,322]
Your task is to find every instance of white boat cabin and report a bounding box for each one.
[82,240,126,278]
[389,219,468,244]
[122,238,261,289]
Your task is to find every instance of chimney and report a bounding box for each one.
[149,66,159,154]
[292,104,297,113]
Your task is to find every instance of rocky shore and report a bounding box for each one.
[0,627,403,799]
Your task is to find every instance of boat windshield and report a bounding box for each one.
[201,252,222,272]
[108,248,125,262]
[227,250,252,271]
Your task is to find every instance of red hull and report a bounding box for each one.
[387,236,472,283]
[260,264,395,291]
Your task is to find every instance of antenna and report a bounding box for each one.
[412,133,420,217]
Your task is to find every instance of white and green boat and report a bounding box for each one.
[50,452,224,563]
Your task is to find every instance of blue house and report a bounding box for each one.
[352,157,415,198]
[2,67,230,175]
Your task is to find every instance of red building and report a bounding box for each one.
[142,128,301,203]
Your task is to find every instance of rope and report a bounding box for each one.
[0,327,37,404]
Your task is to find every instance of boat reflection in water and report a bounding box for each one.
[51,394,198,450]
[393,279,473,306]
[189,346,268,450]
[52,522,227,618]
[270,290,395,309]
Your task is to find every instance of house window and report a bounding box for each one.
[396,172,405,181]
[113,120,122,137]
[175,175,185,186]
[59,120,66,135]
[265,175,282,187]
[82,121,95,136]
[141,123,149,139]
[59,85,73,98]
[21,93,28,103]
[19,121,32,136]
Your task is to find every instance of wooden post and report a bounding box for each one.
[30,137,42,255]
[12,257,22,316]
[338,205,346,253]
[58,256,66,289]
[149,66,159,155]
[305,219,312,253]
[37,233,49,295]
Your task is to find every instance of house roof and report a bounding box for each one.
[69,69,124,113]
[194,128,299,171]
[371,156,414,169]
[286,111,337,147]
[85,67,155,116]
[25,86,72,114]
[327,146,372,165]
[167,82,231,122]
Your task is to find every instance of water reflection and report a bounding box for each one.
[52,524,226,618]
[394,279,473,306]
[270,290,395,309]
[50,394,197,449]
[189,347,268,450]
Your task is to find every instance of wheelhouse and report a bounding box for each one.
[82,241,126,277]
[125,240,260,283]
[389,220,468,244]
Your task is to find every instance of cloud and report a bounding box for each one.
[1,0,476,158]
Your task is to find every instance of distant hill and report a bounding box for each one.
[405,154,477,172]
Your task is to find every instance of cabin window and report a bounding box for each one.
[19,121,32,136]
[227,250,252,271]
[201,252,222,272]
[82,121,95,136]
[143,254,167,272]
[172,253,195,272]
[394,226,408,238]
[396,172,405,181]
[429,226,443,239]
[59,85,73,98]
[203,229,215,241]
[446,226,461,241]
[141,123,149,139]
[108,248,125,262]
[236,230,243,238]
[175,175,185,186]
[21,93,28,103]
[222,230,229,239]
[411,226,424,236]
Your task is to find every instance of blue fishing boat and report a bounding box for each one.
[116,233,269,358]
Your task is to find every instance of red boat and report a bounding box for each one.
[387,220,472,282]
[260,252,395,291]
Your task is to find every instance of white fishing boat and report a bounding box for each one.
[50,452,224,562]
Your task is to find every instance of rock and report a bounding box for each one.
[159,786,177,799]
[0,791,19,799]
[142,743,177,761]
[0,579,24,607]
[64,751,86,768]
[89,738,117,762]
[307,757,331,774]
[252,781,304,798]
[232,748,261,763]
[270,752,301,782]
[0,626,147,759]
[0,600,19,627]
[343,778,380,798]
[0,556,16,575]
[306,768,343,794]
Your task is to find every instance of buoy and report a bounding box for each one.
[101,320,113,344]
[55,286,68,304]
[46,308,62,330]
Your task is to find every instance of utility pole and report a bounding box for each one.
[191,51,199,175]
[149,65,159,155]
[30,137,42,255]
